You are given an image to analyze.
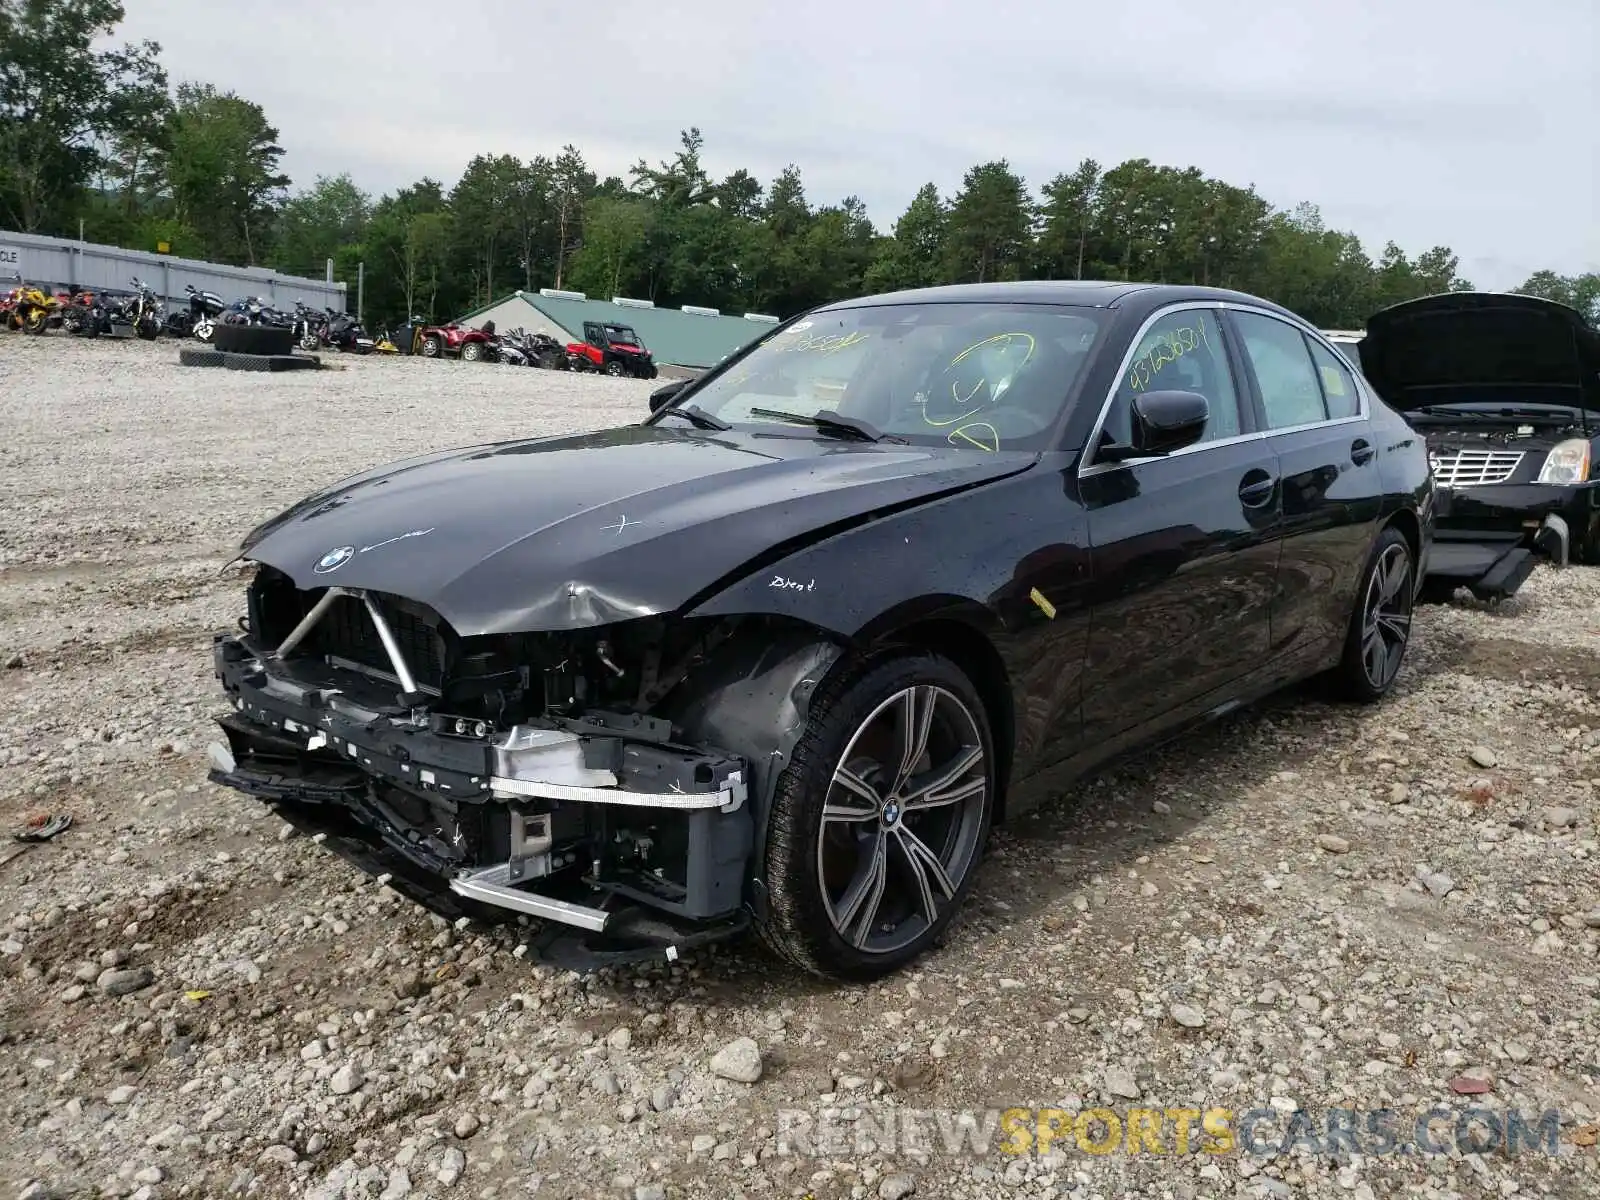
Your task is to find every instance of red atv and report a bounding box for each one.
[566,320,659,378]
[415,320,497,362]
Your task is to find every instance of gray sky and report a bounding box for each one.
[116,0,1598,291]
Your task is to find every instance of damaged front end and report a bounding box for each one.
[209,563,795,968]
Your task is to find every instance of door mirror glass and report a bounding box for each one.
[649,379,688,412]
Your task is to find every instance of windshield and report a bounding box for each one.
[670,301,1106,451]
[606,324,641,345]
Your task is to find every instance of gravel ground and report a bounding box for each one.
[0,334,1596,1200]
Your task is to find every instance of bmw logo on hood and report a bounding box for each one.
[313,545,355,574]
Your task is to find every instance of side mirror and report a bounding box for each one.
[1131,389,1209,454]
[649,379,688,412]
[1099,390,1210,461]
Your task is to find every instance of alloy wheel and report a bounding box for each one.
[1361,542,1412,689]
[816,685,989,956]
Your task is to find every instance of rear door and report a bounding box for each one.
[1077,303,1284,746]
[1224,308,1385,663]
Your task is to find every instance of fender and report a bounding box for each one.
[682,463,1081,641]
[681,461,1097,790]
[666,634,846,923]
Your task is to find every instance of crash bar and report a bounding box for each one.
[271,585,421,697]
[450,863,612,931]
[490,770,747,813]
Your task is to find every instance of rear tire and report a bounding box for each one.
[756,651,996,981]
[462,341,484,362]
[1331,525,1414,702]
[604,359,625,377]
[420,335,441,358]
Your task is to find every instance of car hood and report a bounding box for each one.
[1358,292,1600,417]
[239,424,1037,635]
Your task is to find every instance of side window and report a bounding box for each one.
[1099,308,1242,456]
[1307,337,1360,419]
[1233,312,1329,429]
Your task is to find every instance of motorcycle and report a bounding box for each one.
[171,283,229,341]
[6,272,60,334]
[110,277,163,340]
[493,332,528,366]
[518,329,569,369]
[59,285,107,338]
[497,327,554,367]
[321,308,375,353]
[291,301,324,351]
[222,296,293,328]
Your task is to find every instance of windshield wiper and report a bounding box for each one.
[1412,404,1578,420]
[748,407,897,443]
[655,404,730,431]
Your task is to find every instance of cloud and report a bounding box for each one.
[113,0,1598,289]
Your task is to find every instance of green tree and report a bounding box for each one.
[364,179,452,323]
[165,81,288,264]
[0,0,166,233]
[1035,160,1100,280]
[274,173,370,278]
[1515,270,1600,322]
[864,183,948,294]
[944,160,1033,283]
[547,145,594,289]
[567,195,653,299]
[448,153,526,305]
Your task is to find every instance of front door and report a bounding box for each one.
[1077,304,1284,746]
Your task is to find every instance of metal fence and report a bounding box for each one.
[0,229,347,313]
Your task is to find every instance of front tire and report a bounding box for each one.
[1332,525,1415,702]
[757,651,995,981]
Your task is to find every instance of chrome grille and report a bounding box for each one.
[1429,448,1524,487]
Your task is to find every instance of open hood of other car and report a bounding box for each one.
[1357,292,1600,415]
[238,424,1037,635]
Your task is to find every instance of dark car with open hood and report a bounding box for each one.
[1337,292,1600,601]
[207,281,1432,980]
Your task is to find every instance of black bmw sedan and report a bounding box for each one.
[206,281,1434,980]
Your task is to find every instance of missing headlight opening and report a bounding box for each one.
[209,560,788,969]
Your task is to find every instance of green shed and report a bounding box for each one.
[456,289,781,371]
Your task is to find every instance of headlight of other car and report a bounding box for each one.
[1537,438,1590,484]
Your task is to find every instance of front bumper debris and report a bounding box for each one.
[208,602,754,966]
[1426,481,1600,599]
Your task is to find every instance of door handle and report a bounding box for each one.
[1351,438,1375,466]
[1238,468,1277,508]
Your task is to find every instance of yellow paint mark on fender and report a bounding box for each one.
[1029,587,1056,619]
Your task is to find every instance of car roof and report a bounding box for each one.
[821,279,1301,317]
